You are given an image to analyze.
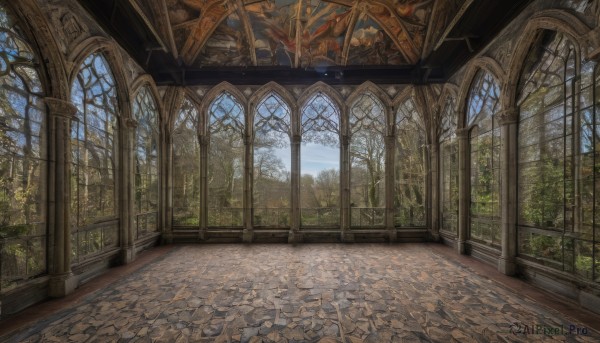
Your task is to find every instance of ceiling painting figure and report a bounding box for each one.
[162,0,449,68]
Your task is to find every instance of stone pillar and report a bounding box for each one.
[120,118,137,264]
[161,120,172,243]
[161,87,184,244]
[385,135,396,242]
[456,128,469,255]
[340,135,353,242]
[243,133,254,243]
[45,97,78,297]
[430,141,441,241]
[199,134,208,240]
[289,134,302,243]
[498,108,518,275]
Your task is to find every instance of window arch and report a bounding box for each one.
[440,96,458,235]
[467,70,501,247]
[349,92,386,228]
[0,4,47,290]
[132,86,159,237]
[253,92,291,227]
[172,98,199,226]
[208,91,244,227]
[70,52,119,263]
[395,97,426,227]
[516,30,596,278]
[300,92,340,227]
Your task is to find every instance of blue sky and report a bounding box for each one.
[272,142,339,177]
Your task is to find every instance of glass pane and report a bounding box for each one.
[395,98,426,227]
[172,98,200,226]
[301,92,340,227]
[468,70,501,246]
[0,3,47,290]
[350,92,385,228]
[132,86,159,236]
[253,92,291,227]
[208,92,244,227]
[70,52,119,261]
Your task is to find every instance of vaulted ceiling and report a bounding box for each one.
[76,0,532,85]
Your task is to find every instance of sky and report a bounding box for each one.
[272,142,339,177]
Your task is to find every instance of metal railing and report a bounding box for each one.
[350,207,385,228]
[0,223,46,292]
[136,211,158,239]
[208,208,243,227]
[71,219,119,264]
[253,208,290,227]
[301,208,339,227]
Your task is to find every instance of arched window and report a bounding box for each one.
[71,52,119,263]
[395,98,426,227]
[253,92,291,227]
[350,92,386,228]
[467,70,501,247]
[300,92,340,227]
[208,91,244,227]
[440,96,458,234]
[132,86,159,237]
[516,30,597,279]
[0,4,47,290]
[172,98,199,226]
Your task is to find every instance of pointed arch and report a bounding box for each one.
[200,81,247,136]
[249,82,297,134]
[457,57,506,128]
[69,36,131,123]
[7,0,68,99]
[131,74,164,122]
[504,10,590,110]
[298,82,345,116]
[347,81,393,112]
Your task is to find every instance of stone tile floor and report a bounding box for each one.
[3,244,600,342]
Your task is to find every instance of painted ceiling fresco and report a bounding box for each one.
[160,0,456,68]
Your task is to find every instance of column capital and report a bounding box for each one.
[44,97,77,119]
[124,118,138,129]
[456,128,469,139]
[497,108,518,126]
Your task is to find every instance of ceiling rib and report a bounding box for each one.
[433,0,475,51]
[234,0,257,66]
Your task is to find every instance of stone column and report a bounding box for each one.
[161,120,172,243]
[430,141,441,241]
[199,134,208,240]
[385,135,396,242]
[45,97,78,297]
[120,118,137,264]
[497,108,518,275]
[340,135,353,242]
[243,133,254,243]
[289,134,302,243]
[162,87,184,244]
[456,128,469,254]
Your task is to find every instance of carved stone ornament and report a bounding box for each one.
[497,108,518,125]
[61,12,83,43]
[44,97,77,118]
